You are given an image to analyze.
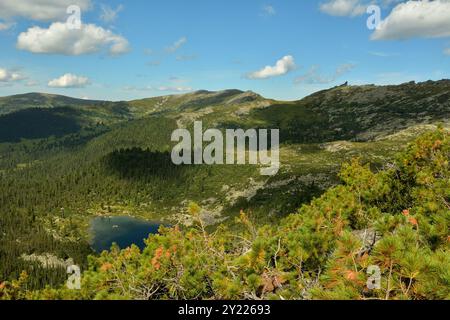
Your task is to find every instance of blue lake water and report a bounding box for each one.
[90,216,162,252]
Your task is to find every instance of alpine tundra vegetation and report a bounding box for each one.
[0,81,449,300]
[1,0,450,303]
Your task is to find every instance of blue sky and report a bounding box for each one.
[1,0,450,101]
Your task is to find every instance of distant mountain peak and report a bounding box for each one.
[191,89,244,96]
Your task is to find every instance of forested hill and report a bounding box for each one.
[0,92,108,115]
[0,80,449,290]
[1,80,449,143]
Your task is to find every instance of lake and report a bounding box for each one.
[90,216,162,252]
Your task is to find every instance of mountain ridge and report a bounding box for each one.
[0,79,449,144]
[1,79,449,289]
[2,78,450,105]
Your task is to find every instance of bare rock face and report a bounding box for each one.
[226,91,261,105]
[352,228,381,252]
[321,141,353,152]
[21,253,74,269]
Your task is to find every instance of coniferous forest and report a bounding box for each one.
[2,1,450,307]
[0,81,449,300]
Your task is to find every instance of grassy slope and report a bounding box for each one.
[0,81,449,231]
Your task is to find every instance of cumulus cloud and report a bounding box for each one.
[0,21,14,31]
[320,0,406,17]
[17,22,130,55]
[0,0,91,21]
[319,0,367,17]
[100,4,124,23]
[0,68,25,82]
[246,55,296,80]
[48,73,90,88]
[165,37,187,54]
[368,51,399,57]
[294,63,355,84]
[380,0,408,7]
[261,4,276,16]
[372,0,450,40]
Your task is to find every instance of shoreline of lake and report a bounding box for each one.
[89,216,163,252]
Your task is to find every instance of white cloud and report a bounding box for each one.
[261,4,276,16]
[320,0,406,17]
[320,0,367,17]
[17,22,130,55]
[246,55,296,80]
[0,21,14,31]
[444,48,450,55]
[0,0,91,21]
[165,37,187,54]
[380,0,406,7]
[368,51,399,57]
[0,68,25,82]
[48,73,90,88]
[294,63,355,84]
[100,4,124,23]
[372,0,450,40]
